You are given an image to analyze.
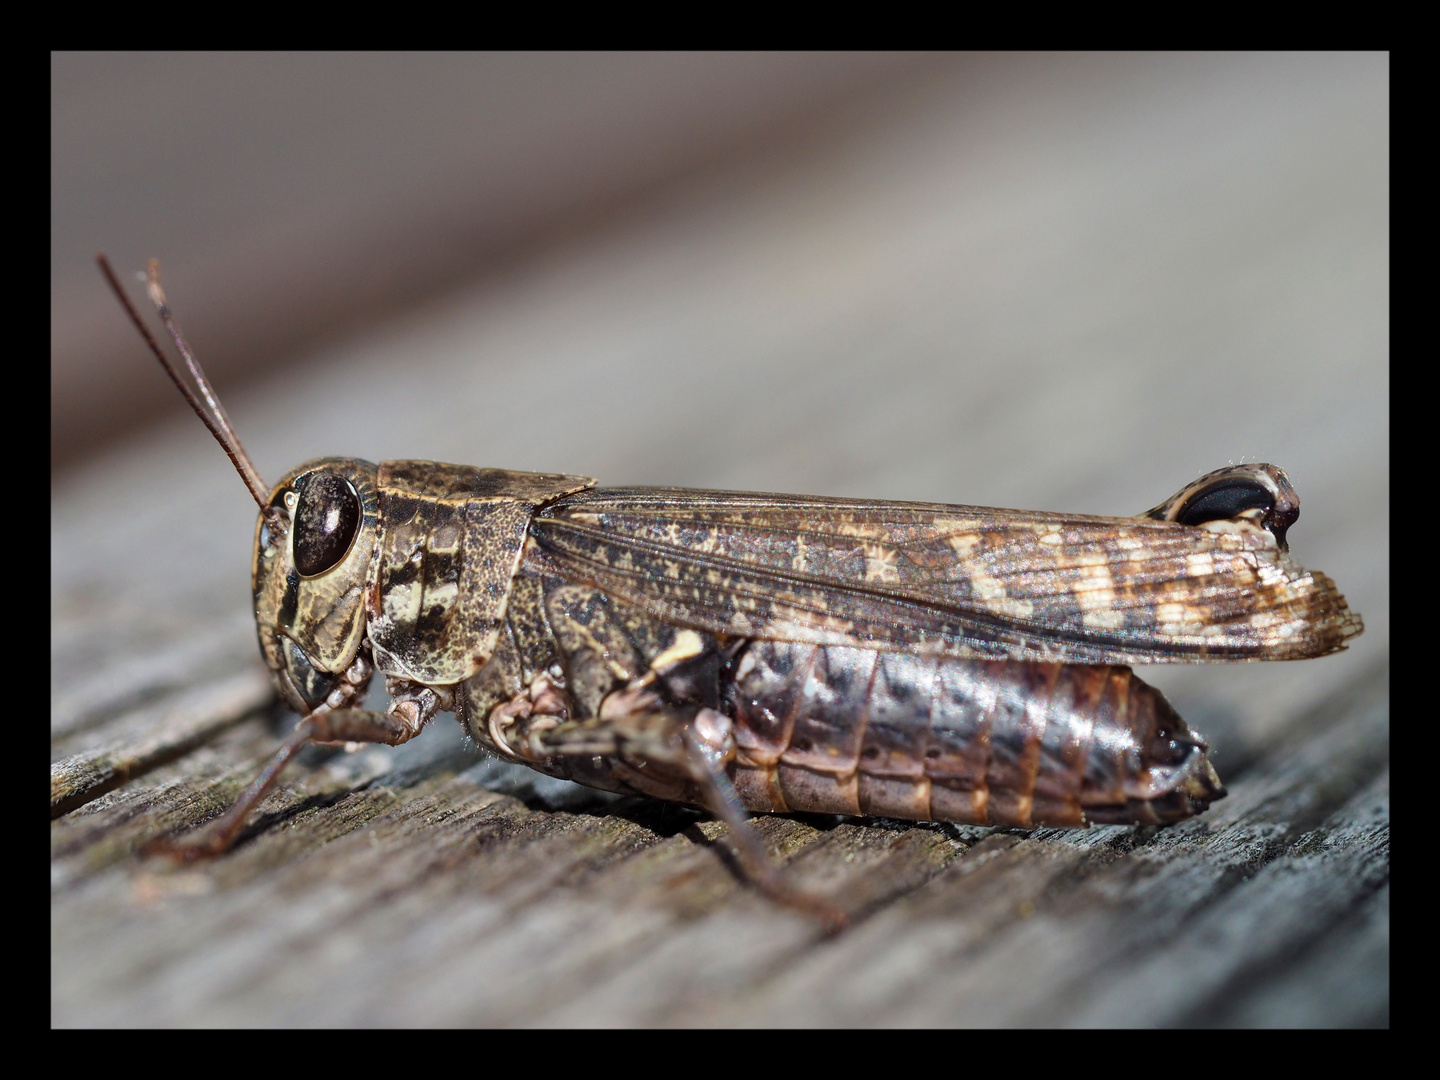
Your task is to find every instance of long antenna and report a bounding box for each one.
[96,255,277,522]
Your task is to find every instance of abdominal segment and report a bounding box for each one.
[723,643,1225,827]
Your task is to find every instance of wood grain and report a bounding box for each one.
[49,633,1387,1025]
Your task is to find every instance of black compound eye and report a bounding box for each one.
[1175,478,1275,527]
[292,471,361,576]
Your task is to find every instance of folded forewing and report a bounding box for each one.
[530,488,1362,664]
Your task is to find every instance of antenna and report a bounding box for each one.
[96,255,280,527]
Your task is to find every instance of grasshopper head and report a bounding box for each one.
[97,258,385,714]
[252,458,382,712]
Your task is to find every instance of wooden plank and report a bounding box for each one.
[51,668,272,818]
[48,638,1388,1026]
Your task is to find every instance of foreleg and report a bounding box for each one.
[146,656,442,860]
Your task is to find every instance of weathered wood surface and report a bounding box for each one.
[52,54,1387,1027]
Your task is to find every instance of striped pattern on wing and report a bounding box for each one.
[529,488,1362,664]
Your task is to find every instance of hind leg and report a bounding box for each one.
[490,684,846,932]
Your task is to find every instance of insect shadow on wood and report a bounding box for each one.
[97,256,1363,932]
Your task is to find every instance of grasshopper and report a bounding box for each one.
[100,257,1363,926]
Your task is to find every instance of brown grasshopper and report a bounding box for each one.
[100,257,1363,927]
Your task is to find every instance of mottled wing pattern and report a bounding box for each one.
[530,488,1362,664]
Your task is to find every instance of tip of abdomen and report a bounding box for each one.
[1083,745,1227,826]
[1187,759,1227,805]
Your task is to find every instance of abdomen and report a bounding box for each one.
[722,642,1225,827]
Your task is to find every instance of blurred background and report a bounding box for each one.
[52,52,929,466]
[53,49,1387,777]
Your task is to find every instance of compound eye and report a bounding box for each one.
[1174,477,1275,527]
[292,470,361,576]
